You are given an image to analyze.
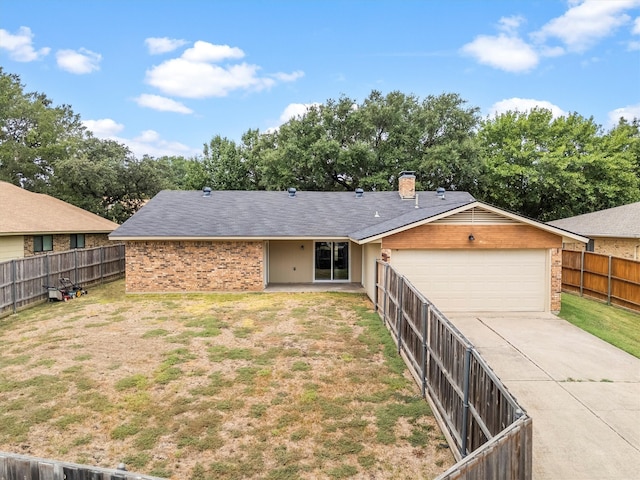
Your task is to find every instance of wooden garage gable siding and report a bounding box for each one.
[383,224,562,250]
[432,208,519,224]
[125,240,264,293]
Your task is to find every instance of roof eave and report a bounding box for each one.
[354,201,590,244]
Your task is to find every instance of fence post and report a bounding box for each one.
[461,346,472,457]
[382,263,388,326]
[100,247,105,284]
[397,276,404,354]
[11,259,17,314]
[45,252,50,290]
[607,255,612,305]
[74,248,79,282]
[421,301,428,398]
[580,250,585,297]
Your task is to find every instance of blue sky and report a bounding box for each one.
[1,0,639,159]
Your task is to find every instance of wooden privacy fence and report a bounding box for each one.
[562,250,640,312]
[375,260,532,480]
[0,244,125,317]
[0,452,165,480]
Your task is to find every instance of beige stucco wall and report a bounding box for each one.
[362,242,382,301]
[268,240,314,283]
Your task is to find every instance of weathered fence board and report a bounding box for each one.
[0,245,125,317]
[0,452,165,480]
[375,260,532,480]
[562,250,640,311]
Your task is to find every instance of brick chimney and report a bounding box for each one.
[398,171,416,199]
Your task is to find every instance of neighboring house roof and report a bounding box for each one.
[110,189,587,244]
[0,181,119,236]
[547,202,640,239]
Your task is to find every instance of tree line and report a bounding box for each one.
[1,67,638,223]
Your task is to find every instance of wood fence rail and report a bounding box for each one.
[562,250,640,312]
[0,452,165,480]
[375,260,532,480]
[0,244,125,317]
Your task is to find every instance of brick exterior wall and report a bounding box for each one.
[24,233,113,257]
[594,238,640,260]
[550,247,562,313]
[124,240,264,293]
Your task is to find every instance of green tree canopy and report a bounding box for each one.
[477,108,640,221]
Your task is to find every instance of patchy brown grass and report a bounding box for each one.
[0,280,454,479]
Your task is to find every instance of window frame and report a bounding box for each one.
[34,235,53,253]
[70,233,86,249]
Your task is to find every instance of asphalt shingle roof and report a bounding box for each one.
[0,181,119,235]
[110,189,476,241]
[547,202,640,238]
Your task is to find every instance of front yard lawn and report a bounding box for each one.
[559,293,640,358]
[0,280,453,479]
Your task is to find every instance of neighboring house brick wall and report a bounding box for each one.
[594,237,640,260]
[24,233,112,257]
[563,237,640,260]
[125,240,264,293]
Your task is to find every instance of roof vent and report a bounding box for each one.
[203,187,212,197]
[288,187,297,198]
[436,187,445,199]
[355,188,364,198]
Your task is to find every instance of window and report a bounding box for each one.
[314,241,349,281]
[586,239,595,252]
[34,235,53,253]
[70,234,86,249]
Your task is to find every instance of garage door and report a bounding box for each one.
[391,249,548,312]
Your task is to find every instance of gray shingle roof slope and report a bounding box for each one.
[110,189,476,240]
[547,201,640,238]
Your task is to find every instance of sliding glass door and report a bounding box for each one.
[314,241,349,281]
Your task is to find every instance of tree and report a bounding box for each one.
[477,109,640,221]
[255,90,481,193]
[0,67,86,190]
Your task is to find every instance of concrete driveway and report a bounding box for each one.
[447,312,640,480]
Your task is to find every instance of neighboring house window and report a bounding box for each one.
[70,234,86,249]
[34,235,53,253]
[586,239,595,252]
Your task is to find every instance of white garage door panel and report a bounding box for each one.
[392,250,547,312]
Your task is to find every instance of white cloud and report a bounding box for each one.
[145,37,188,54]
[271,70,305,82]
[181,41,244,62]
[145,40,302,99]
[498,15,526,35]
[489,98,567,118]
[463,1,640,72]
[134,94,193,114]
[83,118,124,137]
[461,34,539,72]
[0,26,50,62]
[83,119,200,158]
[279,103,320,123]
[264,102,321,134]
[608,103,640,125]
[126,130,201,158]
[56,48,101,74]
[533,0,640,52]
